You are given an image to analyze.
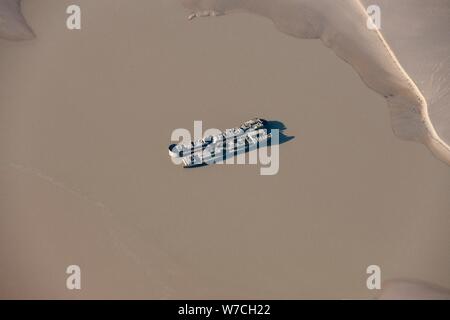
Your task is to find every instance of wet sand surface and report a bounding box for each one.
[0,0,449,298]
[361,0,450,149]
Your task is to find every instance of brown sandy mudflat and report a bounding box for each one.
[0,0,449,299]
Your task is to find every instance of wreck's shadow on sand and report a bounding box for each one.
[265,120,295,145]
[185,119,295,169]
